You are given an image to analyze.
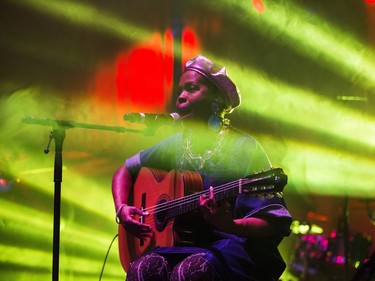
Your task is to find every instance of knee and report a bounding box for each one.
[126,253,170,281]
[170,253,220,281]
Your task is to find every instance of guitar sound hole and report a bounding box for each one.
[154,195,169,232]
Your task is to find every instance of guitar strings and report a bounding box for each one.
[143,174,282,217]
[144,179,239,214]
[151,180,239,214]
[141,177,256,216]
[131,172,282,237]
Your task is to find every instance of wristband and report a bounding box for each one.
[115,203,127,224]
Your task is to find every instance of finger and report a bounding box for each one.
[199,193,211,206]
[124,216,153,231]
[124,223,153,238]
[209,186,215,201]
[199,195,206,206]
[143,229,155,237]
[133,220,153,231]
[131,207,150,216]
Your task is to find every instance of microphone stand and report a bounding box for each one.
[21,116,151,281]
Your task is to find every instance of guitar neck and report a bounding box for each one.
[165,180,241,218]
[157,168,286,219]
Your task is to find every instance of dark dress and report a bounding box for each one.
[125,127,292,280]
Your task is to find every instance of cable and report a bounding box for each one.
[99,233,118,281]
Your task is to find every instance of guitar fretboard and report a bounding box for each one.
[151,168,286,219]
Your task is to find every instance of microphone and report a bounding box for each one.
[123,112,180,127]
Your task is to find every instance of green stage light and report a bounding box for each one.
[256,134,375,198]
[205,0,375,91]
[0,198,53,232]
[14,0,151,43]
[219,61,375,149]
[1,154,116,222]
[0,245,124,281]
[0,244,53,275]
[258,1,375,90]
[0,197,124,279]
[0,198,117,251]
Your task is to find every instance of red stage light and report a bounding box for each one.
[89,28,200,121]
[252,0,266,13]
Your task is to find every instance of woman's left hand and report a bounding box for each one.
[199,186,234,232]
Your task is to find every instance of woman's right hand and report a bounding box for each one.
[118,204,153,241]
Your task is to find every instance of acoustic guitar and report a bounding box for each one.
[118,167,287,271]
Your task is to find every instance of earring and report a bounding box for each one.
[208,102,222,131]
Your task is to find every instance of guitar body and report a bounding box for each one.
[118,167,203,272]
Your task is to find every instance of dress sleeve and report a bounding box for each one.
[231,135,292,237]
[125,133,182,176]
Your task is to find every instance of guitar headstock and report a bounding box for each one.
[239,168,287,197]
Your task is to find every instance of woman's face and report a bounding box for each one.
[176,70,216,121]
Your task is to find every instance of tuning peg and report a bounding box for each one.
[256,194,265,200]
[265,193,275,198]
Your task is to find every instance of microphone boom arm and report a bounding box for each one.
[22,116,151,134]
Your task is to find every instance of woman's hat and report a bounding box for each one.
[184,55,241,111]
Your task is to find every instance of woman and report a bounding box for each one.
[112,55,292,281]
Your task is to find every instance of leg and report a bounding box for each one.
[170,253,222,281]
[126,253,170,281]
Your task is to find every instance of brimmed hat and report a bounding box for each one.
[184,55,241,112]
